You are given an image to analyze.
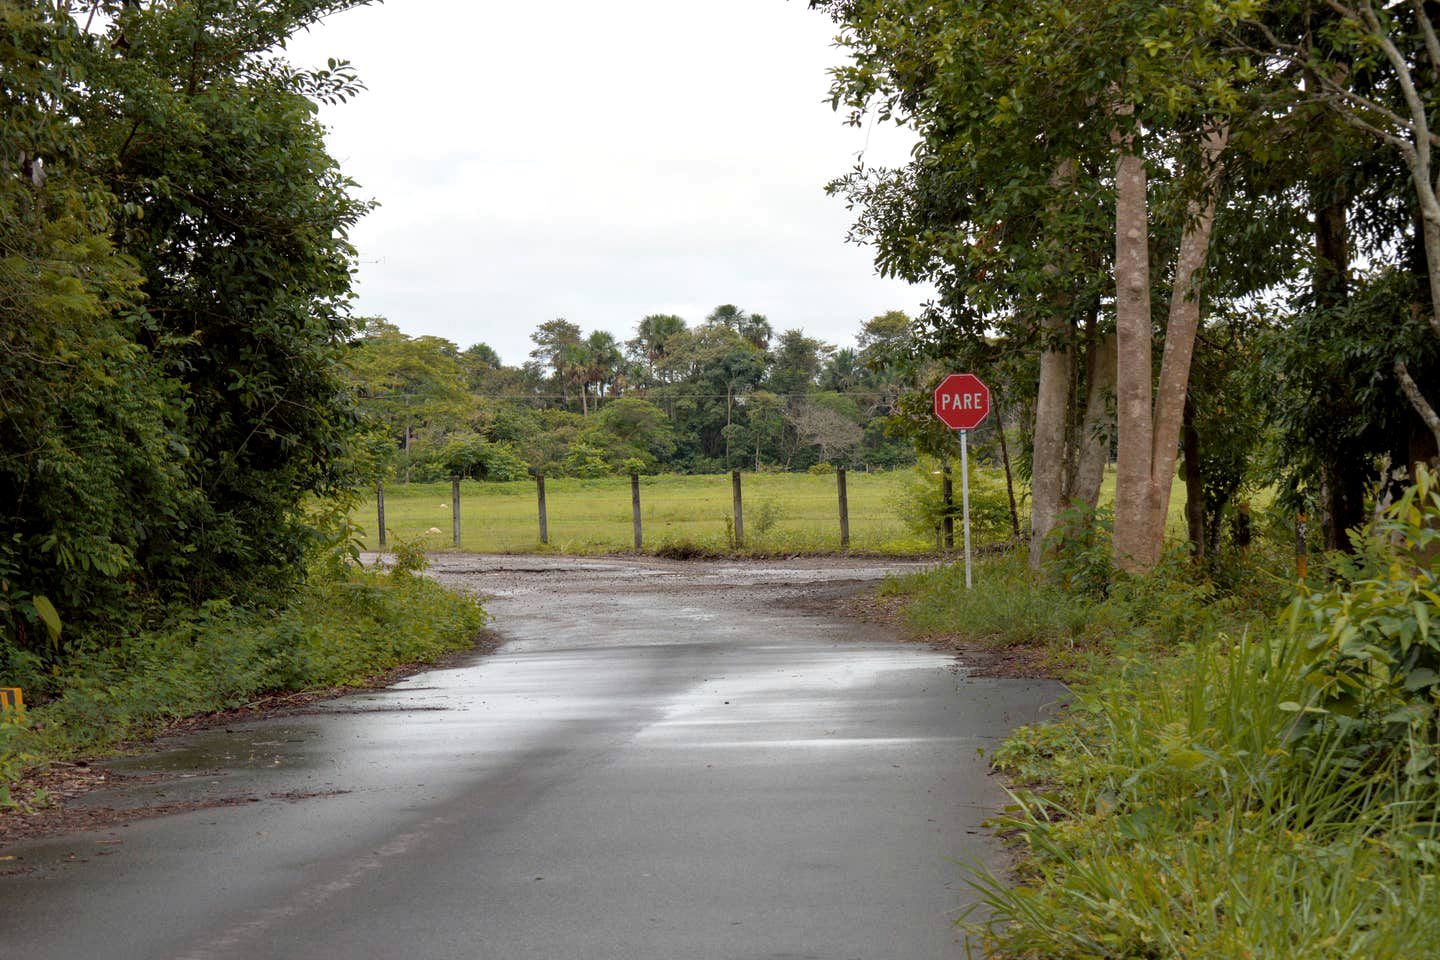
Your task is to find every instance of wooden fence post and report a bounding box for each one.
[376,480,387,550]
[451,476,462,548]
[731,470,745,549]
[631,472,643,551]
[536,473,549,545]
[837,466,850,550]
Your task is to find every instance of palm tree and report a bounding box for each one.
[706,304,746,330]
[819,348,863,393]
[584,330,623,411]
[739,313,773,352]
[633,314,686,383]
[556,341,590,414]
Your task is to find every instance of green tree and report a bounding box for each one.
[815,0,1299,572]
[657,323,767,468]
[819,348,866,393]
[529,317,583,409]
[628,313,687,385]
[0,4,178,650]
[584,398,676,472]
[88,0,374,596]
[767,329,831,398]
[347,320,472,478]
[1,0,375,652]
[582,329,624,410]
[1233,1,1440,463]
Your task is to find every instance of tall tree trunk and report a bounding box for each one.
[1324,464,1367,552]
[1315,185,1365,550]
[1030,312,1073,567]
[1029,158,1078,568]
[996,406,1022,541]
[1182,396,1205,561]
[1072,332,1117,513]
[1113,122,1227,572]
[403,422,413,484]
[1146,126,1229,544]
[1112,119,1155,572]
[1062,307,1090,502]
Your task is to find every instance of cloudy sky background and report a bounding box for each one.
[285,0,931,365]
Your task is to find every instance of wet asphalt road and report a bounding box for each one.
[1,555,1061,959]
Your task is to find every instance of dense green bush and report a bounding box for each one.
[409,436,528,483]
[2,2,371,655]
[897,457,1019,545]
[1288,466,1440,791]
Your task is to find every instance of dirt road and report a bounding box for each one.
[1,555,1060,959]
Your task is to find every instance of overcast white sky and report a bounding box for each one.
[284,0,931,366]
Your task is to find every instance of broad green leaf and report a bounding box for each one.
[33,595,61,643]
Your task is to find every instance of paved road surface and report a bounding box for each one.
[1,556,1060,959]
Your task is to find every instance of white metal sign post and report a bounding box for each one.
[933,373,991,589]
[958,428,973,587]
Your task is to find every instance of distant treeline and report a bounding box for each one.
[348,307,932,481]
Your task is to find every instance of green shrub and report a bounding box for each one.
[0,710,30,806]
[751,499,782,537]
[897,457,1017,545]
[884,549,1224,657]
[1045,504,1115,598]
[409,436,528,483]
[561,441,611,478]
[1287,465,1440,790]
[970,616,1440,958]
[389,533,431,578]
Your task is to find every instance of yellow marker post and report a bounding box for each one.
[0,687,23,713]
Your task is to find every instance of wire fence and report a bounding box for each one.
[354,471,934,555]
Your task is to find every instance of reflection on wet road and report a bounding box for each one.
[1,555,1061,960]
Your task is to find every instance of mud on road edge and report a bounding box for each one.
[0,631,501,847]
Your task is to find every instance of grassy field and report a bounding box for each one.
[354,471,939,555]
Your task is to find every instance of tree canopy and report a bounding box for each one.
[2,1,373,657]
[345,306,924,480]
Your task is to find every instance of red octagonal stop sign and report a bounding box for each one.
[933,373,991,430]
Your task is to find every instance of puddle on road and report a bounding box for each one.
[104,727,320,774]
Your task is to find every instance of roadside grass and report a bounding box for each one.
[880,499,1440,958]
[877,547,1251,675]
[881,500,1434,955]
[970,630,1440,959]
[880,552,1121,657]
[355,471,938,555]
[0,560,487,805]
